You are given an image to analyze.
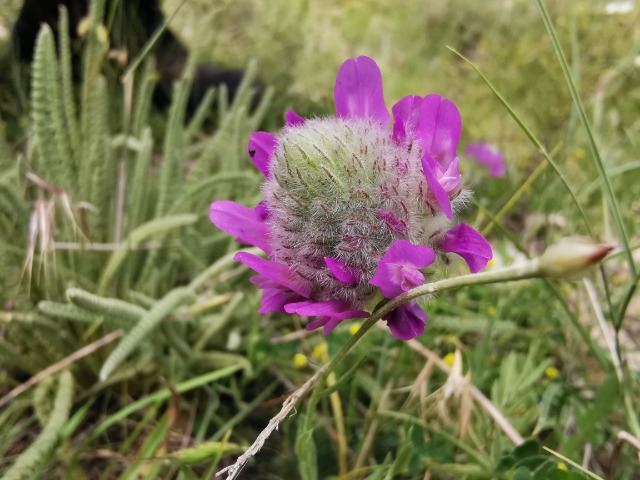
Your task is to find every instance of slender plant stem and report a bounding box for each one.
[217,259,544,478]
[0,330,123,408]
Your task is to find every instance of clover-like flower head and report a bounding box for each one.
[210,56,492,340]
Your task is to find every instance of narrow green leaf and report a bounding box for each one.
[447,46,593,238]
[90,364,243,439]
[98,214,197,293]
[535,0,635,278]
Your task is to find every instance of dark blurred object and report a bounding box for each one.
[11,0,259,116]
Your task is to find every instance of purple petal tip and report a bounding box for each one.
[247,132,278,178]
[440,223,493,273]
[334,56,390,125]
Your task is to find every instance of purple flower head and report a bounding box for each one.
[465,142,506,177]
[210,56,492,340]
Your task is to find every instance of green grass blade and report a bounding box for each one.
[447,46,593,238]
[542,446,605,480]
[89,364,243,439]
[535,0,635,278]
[121,0,189,83]
[98,213,198,293]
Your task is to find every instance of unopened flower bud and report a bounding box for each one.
[538,238,614,279]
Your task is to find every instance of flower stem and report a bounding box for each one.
[377,258,542,320]
[218,257,565,479]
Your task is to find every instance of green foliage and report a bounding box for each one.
[0,0,639,478]
[497,441,590,480]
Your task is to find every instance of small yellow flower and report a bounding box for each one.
[557,462,568,471]
[546,366,560,380]
[311,342,328,361]
[486,306,497,316]
[292,353,308,369]
[611,272,625,286]
[443,352,456,368]
[574,148,587,160]
[349,324,360,336]
[486,258,495,268]
[561,283,573,296]
[443,335,457,345]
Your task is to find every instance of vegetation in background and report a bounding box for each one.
[0,0,639,478]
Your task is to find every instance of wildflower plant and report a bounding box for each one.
[210,56,492,340]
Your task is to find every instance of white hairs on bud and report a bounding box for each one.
[263,117,458,305]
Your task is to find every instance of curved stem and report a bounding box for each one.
[217,258,544,479]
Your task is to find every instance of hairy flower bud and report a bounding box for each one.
[264,117,453,306]
[538,238,614,279]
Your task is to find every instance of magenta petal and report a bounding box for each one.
[369,239,434,299]
[210,200,271,254]
[391,95,422,142]
[440,223,493,273]
[294,300,369,335]
[284,300,315,314]
[234,252,312,297]
[285,109,305,127]
[254,201,269,221]
[400,268,424,291]
[306,316,326,332]
[380,239,436,267]
[322,316,343,335]
[421,153,453,220]
[306,316,364,337]
[259,287,303,314]
[392,113,405,143]
[304,316,334,335]
[439,157,461,194]
[305,315,348,335]
[370,262,412,298]
[334,56,389,125]
[247,132,278,177]
[286,299,368,320]
[384,302,427,340]
[417,94,461,168]
[466,142,506,177]
[325,257,358,284]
